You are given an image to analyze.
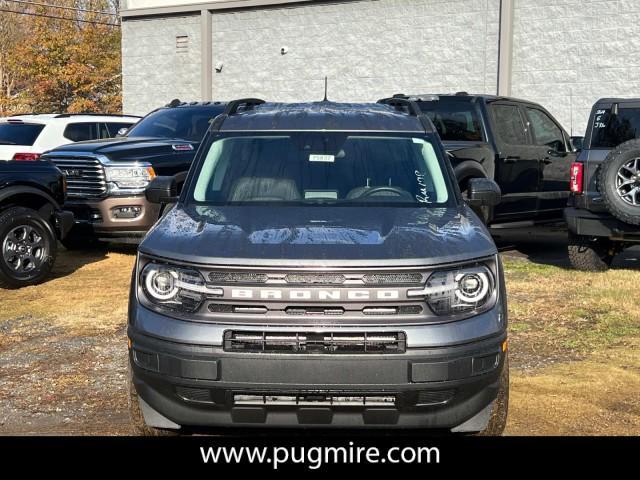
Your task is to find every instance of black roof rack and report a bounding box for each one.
[210,98,265,131]
[54,113,141,118]
[377,97,435,133]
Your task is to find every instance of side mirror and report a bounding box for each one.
[145,176,178,204]
[116,127,129,137]
[570,136,584,152]
[467,178,501,207]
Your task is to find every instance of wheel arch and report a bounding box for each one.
[0,187,60,227]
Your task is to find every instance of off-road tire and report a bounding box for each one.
[598,139,640,225]
[477,353,509,436]
[567,233,614,272]
[127,362,176,436]
[0,206,56,289]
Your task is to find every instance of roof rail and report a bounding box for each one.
[376,97,435,133]
[210,98,265,131]
[53,113,141,118]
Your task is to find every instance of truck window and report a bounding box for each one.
[526,107,566,152]
[591,107,640,148]
[63,122,97,142]
[0,123,45,146]
[105,122,133,137]
[417,99,483,142]
[491,104,527,145]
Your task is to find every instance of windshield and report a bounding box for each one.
[416,98,484,142]
[126,107,224,141]
[590,107,640,148]
[0,123,45,146]
[190,133,452,207]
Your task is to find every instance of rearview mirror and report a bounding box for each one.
[145,176,178,204]
[570,136,584,152]
[466,178,501,207]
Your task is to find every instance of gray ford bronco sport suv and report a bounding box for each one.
[566,98,640,270]
[127,99,509,435]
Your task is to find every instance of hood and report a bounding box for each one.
[43,137,198,162]
[140,204,496,268]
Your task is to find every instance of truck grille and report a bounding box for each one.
[48,156,106,199]
[223,331,406,354]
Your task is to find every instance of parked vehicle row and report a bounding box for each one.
[2,92,639,289]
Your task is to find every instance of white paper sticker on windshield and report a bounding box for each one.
[309,154,335,163]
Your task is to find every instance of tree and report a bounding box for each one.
[0,0,122,115]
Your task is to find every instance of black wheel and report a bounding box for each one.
[477,353,509,436]
[567,233,614,272]
[0,206,56,289]
[60,228,104,251]
[127,362,176,436]
[598,139,640,225]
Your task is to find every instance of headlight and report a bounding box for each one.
[105,164,155,193]
[140,263,221,313]
[408,265,495,316]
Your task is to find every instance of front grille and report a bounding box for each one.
[204,270,425,286]
[284,273,346,285]
[224,331,407,354]
[234,393,396,407]
[48,156,106,199]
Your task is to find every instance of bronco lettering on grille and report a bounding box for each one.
[229,289,401,301]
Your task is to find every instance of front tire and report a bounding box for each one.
[0,206,57,289]
[567,233,614,271]
[477,353,509,436]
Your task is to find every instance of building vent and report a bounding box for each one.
[176,35,189,53]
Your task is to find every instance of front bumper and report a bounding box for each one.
[565,207,640,241]
[64,196,161,240]
[128,303,507,431]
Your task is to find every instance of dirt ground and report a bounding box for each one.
[1,227,639,435]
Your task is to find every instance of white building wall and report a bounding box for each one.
[209,0,500,103]
[511,0,640,136]
[122,15,202,115]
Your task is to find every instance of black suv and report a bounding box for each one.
[0,160,73,288]
[565,98,640,270]
[41,101,226,247]
[392,93,577,225]
[127,99,508,435]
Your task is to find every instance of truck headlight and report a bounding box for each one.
[408,265,496,316]
[105,164,155,193]
[140,263,220,313]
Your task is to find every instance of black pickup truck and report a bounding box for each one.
[41,101,226,247]
[391,93,577,225]
[0,160,74,288]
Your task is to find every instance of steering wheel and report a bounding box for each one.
[357,186,413,200]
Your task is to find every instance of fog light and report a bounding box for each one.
[112,206,142,219]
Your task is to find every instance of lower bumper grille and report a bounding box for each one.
[235,393,396,407]
[223,330,407,354]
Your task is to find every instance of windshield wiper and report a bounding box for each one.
[0,141,17,145]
